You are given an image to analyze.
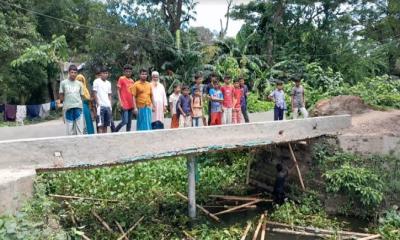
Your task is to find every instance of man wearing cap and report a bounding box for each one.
[115,64,135,132]
[220,75,235,124]
[59,65,85,135]
[93,67,113,133]
[150,71,167,129]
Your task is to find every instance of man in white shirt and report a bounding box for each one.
[93,67,112,133]
[150,71,167,129]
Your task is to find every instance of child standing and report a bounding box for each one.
[191,88,203,127]
[177,86,192,128]
[291,78,309,119]
[209,81,224,125]
[232,80,243,124]
[93,67,113,133]
[220,75,234,124]
[268,81,286,121]
[169,84,181,128]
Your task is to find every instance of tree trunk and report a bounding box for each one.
[265,0,286,66]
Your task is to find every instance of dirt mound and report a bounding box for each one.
[311,95,370,116]
[346,109,400,136]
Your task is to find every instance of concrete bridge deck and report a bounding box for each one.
[0,115,351,215]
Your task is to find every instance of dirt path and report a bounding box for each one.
[345,109,400,136]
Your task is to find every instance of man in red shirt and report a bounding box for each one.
[220,75,235,124]
[115,64,135,132]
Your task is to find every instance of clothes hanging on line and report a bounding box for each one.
[0,104,4,113]
[27,105,41,119]
[16,105,27,124]
[39,102,51,118]
[4,104,17,121]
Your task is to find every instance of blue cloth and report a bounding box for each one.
[98,106,112,127]
[151,120,164,130]
[191,84,205,96]
[274,106,284,121]
[115,109,133,132]
[65,108,82,121]
[209,88,223,113]
[83,101,94,134]
[0,104,4,113]
[177,95,191,117]
[137,107,152,131]
[192,117,200,127]
[240,85,249,108]
[26,105,41,119]
[50,101,56,110]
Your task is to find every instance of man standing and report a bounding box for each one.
[93,67,113,133]
[130,69,153,131]
[150,71,167,129]
[220,75,235,124]
[59,65,84,135]
[239,77,250,123]
[115,64,135,132]
[291,78,309,119]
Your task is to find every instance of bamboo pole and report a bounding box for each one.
[252,214,265,240]
[81,233,92,240]
[116,216,144,240]
[203,205,257,209]
[91,210,113,233]
[50,194,119,203]
[176,192,220,222]
[288,143,306,191]
[240,222,252,240]
[214,199,262,216]
[115,221,129,240]
[260,222,267,240]
[266,221,372,237]
[270,228,331,238]
[357,234,381,240]
[183,230,196,240]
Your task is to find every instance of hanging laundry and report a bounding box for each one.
[39,102,51,118]
[50,101,56,110]
[0,104,4,113]
[26,104,41,119]
[4,104,17,121]
[16,105,27,125]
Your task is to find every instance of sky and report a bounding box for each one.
[190,0,251,37]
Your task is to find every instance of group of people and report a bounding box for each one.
[59,64,308,135]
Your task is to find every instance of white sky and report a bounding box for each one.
[190,0,251,37]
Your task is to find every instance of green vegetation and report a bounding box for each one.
[378,207,400,240]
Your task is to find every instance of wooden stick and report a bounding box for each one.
[260,213,267,240]
[266,221,372,237]
[240,222,252,240]
[117,216,144,240]
[64,201,78,226]
[183,230,196,240]
[288,143,306,191]
[252,214,265,240]
[358,234,381,240]
[270,228,331,238]
[209,195,272,202]
[91,210,113,233]
[115,221,129,240]
[176,192,220,222]
[50,194,119,203]
[81,233,92,240]
[204,205,257,209]
[215,199,262,216]
[246,158,252,184]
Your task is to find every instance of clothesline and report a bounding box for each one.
[0,101,57,123]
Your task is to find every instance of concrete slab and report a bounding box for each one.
[0,169,36,215]
[0,115,351,171]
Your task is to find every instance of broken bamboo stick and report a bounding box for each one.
[240,222,252,240]
[116,216,144,240]
[252,214,265,240]
[260,220,267,240]
[183,230,196,240]
[176,192,220,222]
[50,194,119,203]
[209,195,272,202]
[270,228,331,238]
[115,221,129,240]
[64,201,78,226]
[91,210,113,233]
[214,199,262,216]
[288,143,306,191]
[81,233,92,240]
[203,205,257,209]
[357,234,381,240]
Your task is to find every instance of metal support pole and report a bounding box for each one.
[187,155,196,219]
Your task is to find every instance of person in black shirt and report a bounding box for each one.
[273,163,288,205]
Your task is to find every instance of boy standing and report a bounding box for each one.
[115,64,135,132]
[130,69,153,131]
[239,77,250,123]
[209,81,224,125]
[169,84,181,128]
[177,86,192,128]
[93,67,113,133]
[59,65,84,135]
[220,75,234,124]
[291,78,308,119]
[268,81,286,121]
[232,80,243,124]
